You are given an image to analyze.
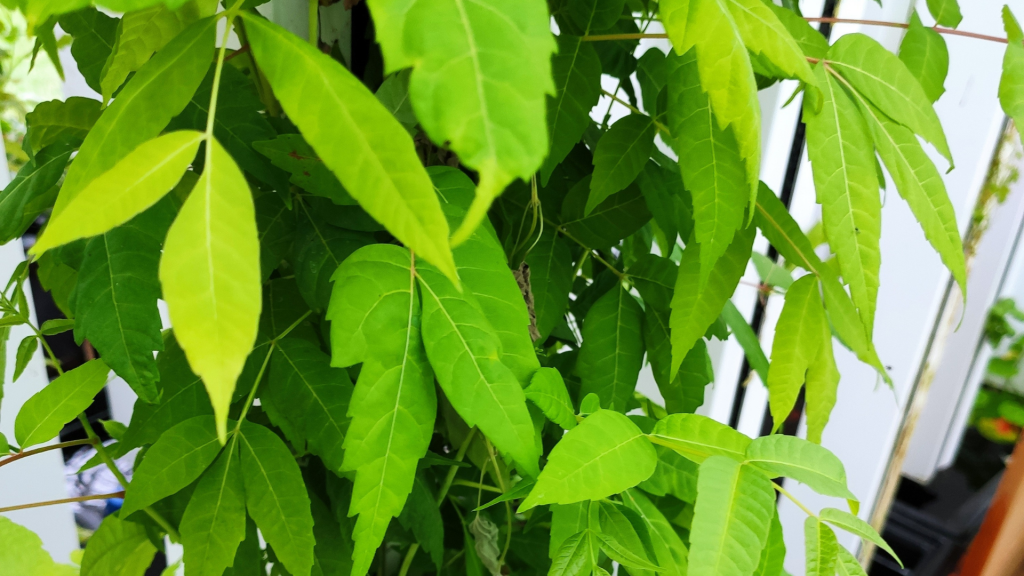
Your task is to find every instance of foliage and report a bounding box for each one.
[2,0,1020,574]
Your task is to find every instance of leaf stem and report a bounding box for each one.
[204,13,235,140]
[0,439,95,468]
[772,480,817,518]
[600,89,671,137]
[0,491,125,514]
[452,479,503,494]
[232,341,276,436]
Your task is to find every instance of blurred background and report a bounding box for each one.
[4,1,1024,575]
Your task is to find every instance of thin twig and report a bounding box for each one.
[0,491,125,514]
[600,89,671,137]
[582,17,1017,45]
[224,44,250,62]
[0,439,95,469]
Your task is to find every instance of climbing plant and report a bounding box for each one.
[0,0,1020,574]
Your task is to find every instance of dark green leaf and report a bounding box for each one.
[561,175,652,249]
[398,475,444,570]
[23,97,101,157]
[237,420,315,576]
[180,439,247,576]
[265,337,353,472]
[122,415,222,516]
[588,114,657,214]
[524,228,574,341]
[0,141,75,244]
[541,34,602,184]
[57,8,119,93]
[578,285,645,411]
[15,359,109,448]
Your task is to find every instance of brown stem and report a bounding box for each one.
[582,17,1016,45]
[803,17,1011,44]
[0,491,125,514]
[0,439,95,469]
[224,44,251,62]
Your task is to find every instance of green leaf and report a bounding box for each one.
[622,489,689,576]
[670,224,755,378]
[58,8,119,93]
[551,502,592,558]
[0,515,78,576]
[744,434,857,500]
[754,511,786,576]
[254,190,295,280]
[328,244,439,576]
[667,48,748,285]
[53,16,216,217]
[39,318,75,335]
[159,138,261,443]
[639,445,698,502]
[662,0,761,203]
[253,135,348,205]
[362,0,416,71]
[121,414,222,516]
[561,176,653,248]
[636,160,694,248]
[926,0,962,28]
[70,195,179,402]
[100,1,213,103]
[241,13,457,282]
[13,340,38,384]
[32,130,202,256]
[722,300,769,383]
[476,478,536,511]
[541,34,602,184]
[629,254,676,313]
[526,367,577,430]
[766,274,826,429]
[587,114,657,214]
[417,259,540,477]
[1002,8,1024,148]
[224,516,262,576]
[649,413,751,463]
[376,69,418,133]
[594,502,660,571]
[752,185,888,382]
[402,0,556,244]
[81,513,158,576]
[804,64,881,337]
[23,97,101,157]
[765,2,827,60]
[398,475,445,570]
[804,517,838,576]
[524,227,574,341]
[820,508,902,567]
[636,49,667,116]
[434,168,541,383]
[567,0,627,32]
[0,141,75,244]
[311,491,355,576]
[122,333,212,449]
[180,439,247,576]
[265,338,352,472]
[834,546,868,576]
[549,530,600,576]
[899,12,948,104]
[15,359,109,448]
[689,456,775,576]
[520,410,656,510]
[855,87,966,301]
[578,285,645,411]
[291,207,371,311]
[169,64,289,193]
[827,34,953,167]
[237,420,315,576]
[805,308,839,445]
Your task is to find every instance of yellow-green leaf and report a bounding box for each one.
[519,410,656,510]
[899,12,949,104]
[159,138,261,443]
[32,130,203,256]
[648,413,751,463]
[53,16,216,217]
[804,517,838,576]
[403,0,556,244]
[15,359,110,448]
[804,64,881,337]
[1001,7,1024,147]
[767,274,826,431]
[241,13,457,283]
[689,456,775,576]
